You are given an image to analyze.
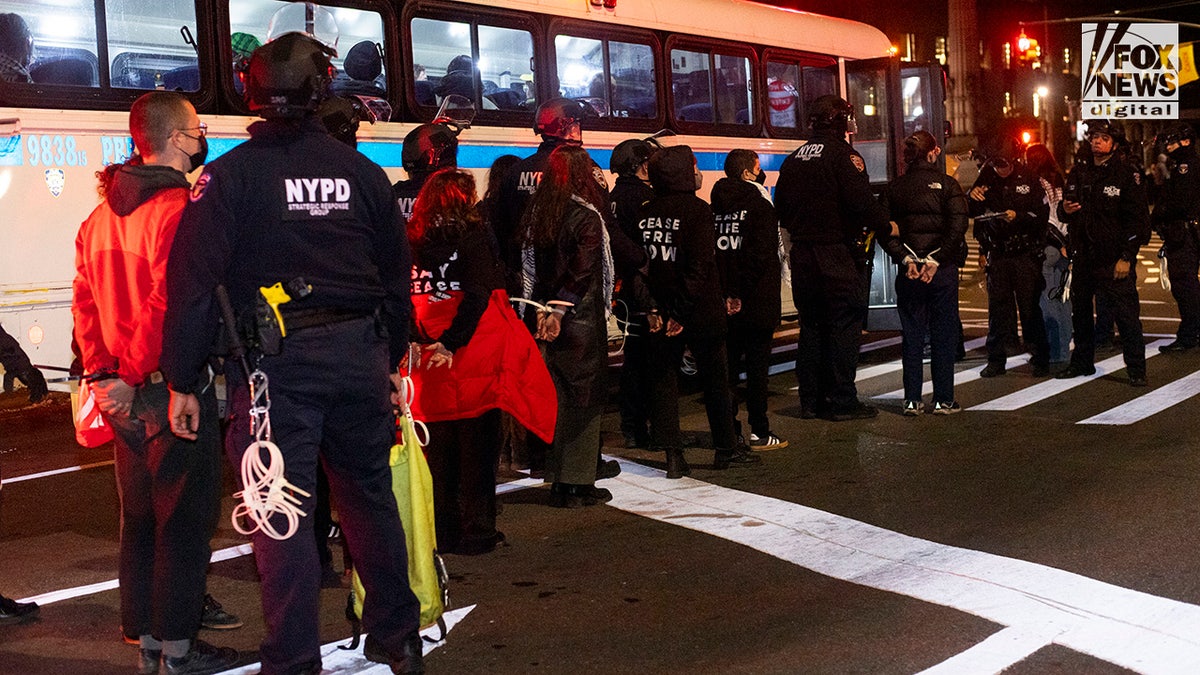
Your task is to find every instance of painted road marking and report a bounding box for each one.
[216,606,475,674]
[606,459,1200,674]
[970,340,1169,412]
[873,352,1031,401]
[0,460,115,486]
[1079,368,1200,425]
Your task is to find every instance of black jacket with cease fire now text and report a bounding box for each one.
[637,145,725,336]
[708,175,781,331]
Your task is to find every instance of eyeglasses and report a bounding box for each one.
[178,122,208,139]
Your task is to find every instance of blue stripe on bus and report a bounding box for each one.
[204,136,792,173]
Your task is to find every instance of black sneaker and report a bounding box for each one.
[1055,364,1096,379]
[713,445,763,469]
[979,363,1006,378]
[1129,375,1148,387]
[0,595,38,625]
[364,632,425,674]
[1160,340,1197,352]
[200,594,242,631]
[825,402,878,422]
[162,640,238,675]
[931,401,962,415]
[548,483,613,508]
[748,433,788,450]
[596,458,621,480]
[902,400,923,417]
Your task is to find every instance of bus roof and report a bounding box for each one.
[448,0,894,60]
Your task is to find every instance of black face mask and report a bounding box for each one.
[187,135,209,173]
[754,169,767,185]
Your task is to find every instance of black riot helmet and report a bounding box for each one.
[402,123,459,175]
[808,95,856,135]
[1161,122,1196,148]
[610,138,654,176]
[1085,119,1126,147]
[243,32,335,119]
[985,136,1024,170]
[534,97,590,141]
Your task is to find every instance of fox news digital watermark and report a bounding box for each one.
[1082,22,1179,120]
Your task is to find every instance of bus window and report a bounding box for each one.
[671,47,753,126]
[555,34,655,120]
[846,67,891,182]
[764,53,837,137]
[410,18,472,107]
[107,0,199,91]
[230,1,387,102]
[671,48,711,123]
[477,25,534,111]
[0,1,99,87]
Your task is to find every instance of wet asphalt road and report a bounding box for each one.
[0,236,1195,674]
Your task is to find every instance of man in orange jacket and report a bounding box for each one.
[72,91,237,675]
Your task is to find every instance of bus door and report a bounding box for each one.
[844,57,946,331]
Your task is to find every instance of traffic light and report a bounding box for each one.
[1014,30,1040,66]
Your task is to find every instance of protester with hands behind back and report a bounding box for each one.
[1056,119,1150,386]
[884,130,968,416]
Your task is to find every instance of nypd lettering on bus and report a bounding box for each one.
[284,178,352,218]
[638,216,679,262]
[714,210,746,250]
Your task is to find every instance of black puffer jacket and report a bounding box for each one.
[883,160,969,266]
[638,145,725,336]
[709,176,781,330]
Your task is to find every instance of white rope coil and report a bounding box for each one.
[231,369,311,541]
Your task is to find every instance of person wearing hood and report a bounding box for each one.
[609,138,661,449]
[435,54,476,101]
[709,149,786,449]
[883,130,968,415]
[1150,122,1200,352]
[72,91,238,675]
[638,144,761,479]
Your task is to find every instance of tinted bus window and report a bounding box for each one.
[555,34,655,119]
[671,48,752,126]
[477,25,534,110]
[108,0,200,91]
[765,55,837,135]
[0,1,99,86]
[229,1,387,100]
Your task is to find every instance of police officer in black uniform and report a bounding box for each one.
[161,33,423,674]
[1152,122,1200,351]
[774,95,891,421]
[1056,119,1150,386]
[968,136,1051,377]
[394,121,460,221]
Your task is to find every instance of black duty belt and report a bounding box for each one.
[283,308,372,332]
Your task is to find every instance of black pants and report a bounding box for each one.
[897,264,960,403]
[1166,233,1200,343]
[1068,260,1146,377]
[647,331,737,451]
[985,253,1049,368]
[617,318,651,440]
[727,315,773,438]
[108,380,221,642]
[790,243,864,411]
[425,409,501,553]
[225,317,419,674]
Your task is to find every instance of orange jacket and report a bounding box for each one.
[73,182,188,385]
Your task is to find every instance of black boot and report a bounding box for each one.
[713,445,762,470]
[665,449,690,479]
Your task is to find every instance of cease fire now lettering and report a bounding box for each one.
[638,216,679,262]
[284,178,352,217]
[714,210,746,250]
